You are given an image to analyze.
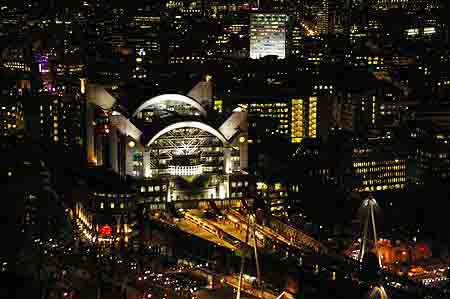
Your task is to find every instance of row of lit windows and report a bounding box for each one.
[308,97,317,138]
[252,111,289,117]
[231,181,248,188]
[353,160,404,167]
[1,123,17,129]
[93,193,132,198]
[143,197,164,203]
[133,74,148,79]
[133,16,161,22]
[3,62,30,71]
[353,148,372,154]
[362,177,406,185]
[250,105,288,111]
[249,102,288,108]
[169,56,206,61]
[140,185,167,193]
[100,202,127,209]
[355,161,405,169]
[355,184,405,192]
[1,105,17,111]
[291,98,303,143]
[357,168,406,177]
[356,166,406,173]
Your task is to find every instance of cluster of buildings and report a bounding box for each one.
[1,0,450,253]
[289,128,450,196]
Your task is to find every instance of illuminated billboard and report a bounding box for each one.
[250,13,288,59]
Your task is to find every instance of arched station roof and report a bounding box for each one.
[147,121,228,147]
[132,94,207,118]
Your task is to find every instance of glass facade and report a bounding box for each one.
[250,13,288,59]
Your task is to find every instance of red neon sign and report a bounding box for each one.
[99,224,112,236]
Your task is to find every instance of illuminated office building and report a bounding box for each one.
[292,126,450,195]
[291,98,304,143]
[250,13,290,59]
[352,155,407,192]
[256,181,289,214]
[370,0,409,9]
[405,26,438,40]
[54,62,84,77]
[128,14,162,68]
[224,13,249,35]
[352,137,408,192]
[166,15,212,64]
[221,12,250,58]
[369,0,439,10]
[85,77,249,212]
[308,97,318,138]
[245,101,290,138]
[351,130,450,192]
[24,94,84,148]
[400,126,450,184]
[1,42,31,73]
[311,0,329,35]
[0,98,24,136]
[290,22,302,56]
[237,95,330,144]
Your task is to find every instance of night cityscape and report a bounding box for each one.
[2,0,450,298]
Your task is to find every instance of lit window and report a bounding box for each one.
[110,202,115,209]
[100,202,104,209]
